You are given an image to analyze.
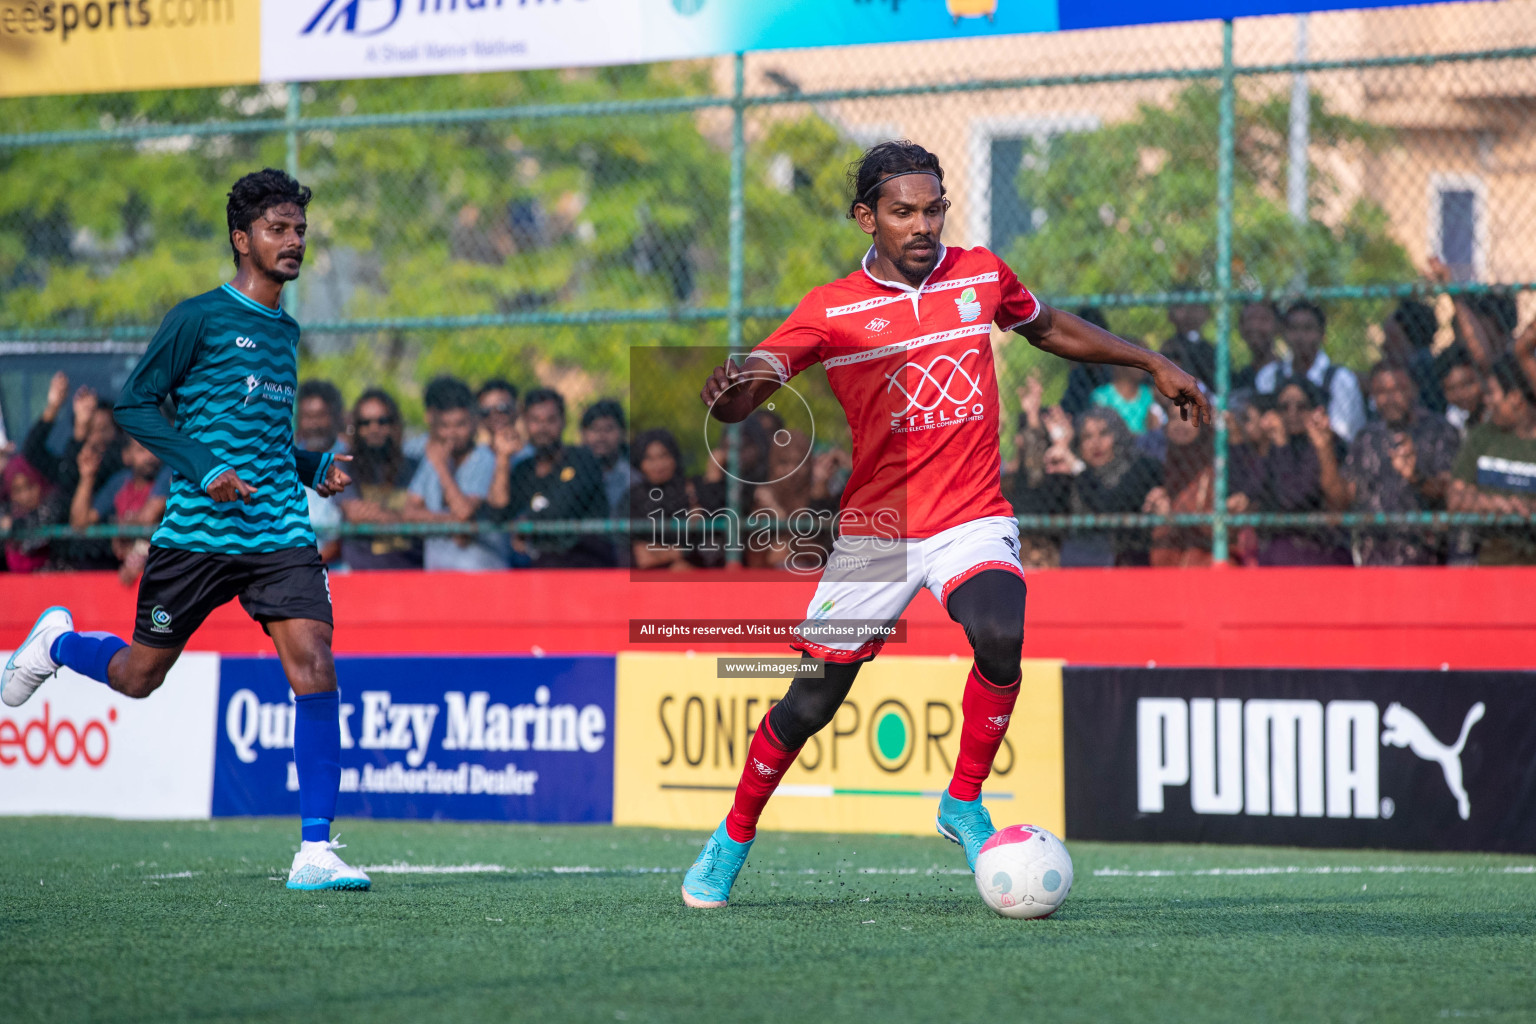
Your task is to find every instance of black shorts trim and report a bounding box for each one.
[134,545,333,647]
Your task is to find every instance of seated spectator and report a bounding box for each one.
[1144,412,1226,567]
[1315,363,1459,566]
[481,387,613,567]
[1256,378,1352,566]
[1090,356,1165,437]
[693,416,772,519]
[1005,373,1064,567]
[1436,344,1486,437]
[404,376,505,571]
[338,389,422,570]
[581,399,630,517]
[1381,299,1444,413]
[746,430,836,572]
[1043,407,1162,567]
[475,380,526,461]
[70,436,170,582]
[296,379,348,566]
[628,427,701,571]
[1255,301,1367,442]
[2,457,62,574]
[1233,301,1280,392]
[1225,389,1269,565]
[1448,355,1536,566]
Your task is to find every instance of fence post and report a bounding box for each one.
[285,82,303,322]
[724,52,746,565]
[1212,20,1235,565]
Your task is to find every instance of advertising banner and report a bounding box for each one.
[613,651,1064,836]
[0,0,261,98]
[1064,667,1536,852]
[212,654,615,822]
[0,651,219,819]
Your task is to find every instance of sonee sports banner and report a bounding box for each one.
[1064,667,1536,853]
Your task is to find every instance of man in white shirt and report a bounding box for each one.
[1252,300,1366,442]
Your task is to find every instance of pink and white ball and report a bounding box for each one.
[973,824,1073,919]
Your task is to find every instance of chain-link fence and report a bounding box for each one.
[3,1,1536,572]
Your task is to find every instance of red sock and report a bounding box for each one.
[948,662,1021,801]
[724,716,801,843]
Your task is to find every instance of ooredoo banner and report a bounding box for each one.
[1064,667,1536,852]
[0,651,220,819]
[612,651,1065,836]
[211,654,616,822]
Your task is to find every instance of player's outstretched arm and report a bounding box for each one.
[700,356,781,424]
[1016,305,1212,424]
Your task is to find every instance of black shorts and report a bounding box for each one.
[134,545,334,648]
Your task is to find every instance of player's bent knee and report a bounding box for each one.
[117,666,169,700]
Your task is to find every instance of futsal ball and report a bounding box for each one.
[973,824,1073,919]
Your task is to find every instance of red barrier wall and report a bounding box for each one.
[3,567,1532,669]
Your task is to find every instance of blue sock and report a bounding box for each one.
[49,631,127,686]
[294,690,341,844]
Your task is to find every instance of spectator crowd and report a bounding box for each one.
[5,279,1536,574]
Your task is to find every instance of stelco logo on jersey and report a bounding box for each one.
[1063,667,1536,853]
[886,348,986,433]
[614,653,1066,837]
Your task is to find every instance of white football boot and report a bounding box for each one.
[2,606,74,708]
[287,837,372,891]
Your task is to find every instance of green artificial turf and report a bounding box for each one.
[2,818,1533,1024]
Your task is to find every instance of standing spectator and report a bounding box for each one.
[1448,355,1536,565]
[1381,299,1444,414]
[581,398,630,516]
[1161,290,1216,388]
[482,388,612,567]
[628,427,699,571]
[1257,378,1352,565]
[69,436,171,582]
[338,389,422,570]
[1058,307,1114,416]
[404,376,504,571]
[1090,355,1164,437]
[1,457,61,573]
[1005,374,1065,567]
[1224,389,1268,565]
[1315,363,1460,566]
[1233,301,1281,391]
[1043,407,1162,567]
[1436,344,1487,437]
[296,379,348,566]
[1255,301,1367,442]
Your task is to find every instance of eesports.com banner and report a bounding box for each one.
[213,654,615,822]
[612,651,1066,837]
[5,0,1457,98]
[1064,667,1536,852]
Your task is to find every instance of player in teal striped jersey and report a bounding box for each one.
[3,170,371,892]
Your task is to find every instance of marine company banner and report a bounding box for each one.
[7,0,1460,98]
[0,0,261,98]
[612,651,1064,836]
[1064,667,1536,852]
[0,652,220,818]
[212,654,615,822]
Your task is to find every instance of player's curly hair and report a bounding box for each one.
[227,168,312,268]
[846,140,946,218]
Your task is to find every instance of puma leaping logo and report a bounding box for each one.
[1381,702,1485,821]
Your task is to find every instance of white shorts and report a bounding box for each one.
[790,515,1025,664]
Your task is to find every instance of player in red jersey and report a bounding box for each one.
[681,141,1209,907]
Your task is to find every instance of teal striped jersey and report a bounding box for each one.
[114,284,332,555]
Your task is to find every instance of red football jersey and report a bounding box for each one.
[749,245,1040,538]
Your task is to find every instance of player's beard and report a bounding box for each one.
[255,246,304,283]
[895,238,939,281]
